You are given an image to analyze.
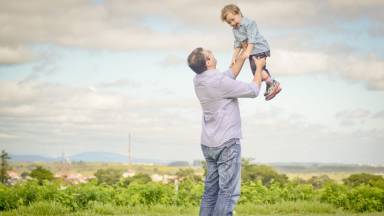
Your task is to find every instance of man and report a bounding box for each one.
[187,47,265,216]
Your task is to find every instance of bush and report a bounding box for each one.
[116,182,174,206]
[281,183,316,202]
[347,185,384,212]
[343,173,384,189]
[176,179,203,206]
[94,168,123,185]
[320,182,349,208]
[29,167,54,185]
[66,182,115,209]
[241,162,288,186]
[239,181,268,204]
[307,175,334,189]
[119,173,152,186]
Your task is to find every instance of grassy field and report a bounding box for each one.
[1,201,384,216]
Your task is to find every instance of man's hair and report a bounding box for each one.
[187,47,207,74]
[221,4,242,21]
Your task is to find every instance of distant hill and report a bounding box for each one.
[268,162,384,173]
[10,154,55,162]
[10,152,167,164]
[70,152,129,162]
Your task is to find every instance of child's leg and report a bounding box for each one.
[262,67,272,83]
[249,53,282,100]
[249,55,272,83]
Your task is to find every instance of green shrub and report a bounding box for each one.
[29,166,54,185]
[176,179,203,206]
[118,182,174,206]
[347,185,384,212]
[343,173,384,190]
[241,162,288,186]
[320,182,349,208]
[239,181,268,204]
[94,168,123,185]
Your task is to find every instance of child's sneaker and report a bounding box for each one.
[265,80,282,101]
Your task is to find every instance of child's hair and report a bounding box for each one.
[221,4,242,21]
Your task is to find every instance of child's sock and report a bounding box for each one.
[266,77,273,85]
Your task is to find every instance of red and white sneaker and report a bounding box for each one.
[265,80,282,101]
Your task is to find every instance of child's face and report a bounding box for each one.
[225,12,242,28]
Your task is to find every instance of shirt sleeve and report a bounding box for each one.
[223,69,235,79]
[233,30,241,48]
[219,74,260,99]
[246,20,258,44]
[234,40,241,48]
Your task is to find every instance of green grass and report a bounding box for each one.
[1,201,384,216]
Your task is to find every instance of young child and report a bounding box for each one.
[221,4,282,100]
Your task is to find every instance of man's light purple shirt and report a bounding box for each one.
[193,69,260,147]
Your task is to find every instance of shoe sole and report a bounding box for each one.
[265,85,282,101]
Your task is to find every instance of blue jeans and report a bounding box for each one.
[199,139,241,216]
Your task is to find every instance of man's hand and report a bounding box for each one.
[230,56,237,67]
[241,51,250,59]
[252,56,266,88]
[253,56,266,69]
[230,52,248,79]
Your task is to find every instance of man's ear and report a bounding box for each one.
[205,57,210,66]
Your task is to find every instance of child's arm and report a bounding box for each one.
[241,19,259,59]
[241,43,254,59]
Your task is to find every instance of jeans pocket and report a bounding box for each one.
[223,144,240,161]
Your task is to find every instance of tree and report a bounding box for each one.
[307,175,333,189]
[30,166,54,185]
[176,168,201,182]
[120,173,152,186]
[94,168,123,185]
[241,159,288,186]
[343,173,384,188]
[168,161,190,167]
[0,150,11,184]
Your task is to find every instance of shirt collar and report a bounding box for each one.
[239,17,247,26]
[233,17,247,30]
[200,69,217,76]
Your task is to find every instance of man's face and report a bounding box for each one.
[203,49,217,68]
[225,12,242,28]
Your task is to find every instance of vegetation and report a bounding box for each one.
[0,160,383,215]
[29,166,54,185]
[94,168,123,185]
[0,150,11,184]
[242,159,289,186]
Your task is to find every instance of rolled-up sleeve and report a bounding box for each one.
[220,74,260,99]
[234,39,241,48]
[246,20,258,44]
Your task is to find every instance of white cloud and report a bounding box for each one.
[0,80,201,157]
[241,106,384,164]
[0,46,34,64]
[268,49,384,90]
[1,0,383,53]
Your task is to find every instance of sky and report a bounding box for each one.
[0,0,383,164]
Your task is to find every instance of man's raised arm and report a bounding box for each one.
[229,51,247,79]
